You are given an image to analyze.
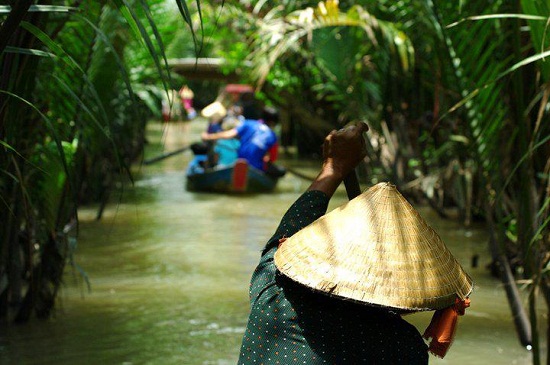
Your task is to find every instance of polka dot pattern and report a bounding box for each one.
[238,191,428,364]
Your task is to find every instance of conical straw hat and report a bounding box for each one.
[274,182,473,311]
[201,101,226,121]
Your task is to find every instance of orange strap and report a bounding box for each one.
[423,297,470,358]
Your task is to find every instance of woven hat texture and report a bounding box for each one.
[274,182,473,311]
[201,101,226,121]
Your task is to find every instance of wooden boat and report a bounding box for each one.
[186,158,280,193]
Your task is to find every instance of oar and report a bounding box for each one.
[343,170,361,200]
[143,146,189,165]
[283,165,317,181]
[342,123,366,200]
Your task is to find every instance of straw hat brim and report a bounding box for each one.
[274,182,473,311]
[201,101,227,120]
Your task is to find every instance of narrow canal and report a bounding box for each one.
[1,119,544,364]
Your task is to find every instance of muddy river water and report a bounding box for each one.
[1,120,544,364]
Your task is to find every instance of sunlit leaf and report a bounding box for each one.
[0,5,75,14]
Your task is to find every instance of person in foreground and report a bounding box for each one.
[238,122,472,364]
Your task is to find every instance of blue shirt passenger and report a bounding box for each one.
[235,120,277,170]
[201,107,279,171]
[214,139,240,167]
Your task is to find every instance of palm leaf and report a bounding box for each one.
[248,1,413,89]
[20,20,110,126]
[423,0,510,178]
[113,0,172,96]
[3,46,54,57]
[0,5,75,14]
[29,140,77,232]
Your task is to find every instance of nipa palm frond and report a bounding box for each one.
[248,0,413,89]
[424,0,511,180]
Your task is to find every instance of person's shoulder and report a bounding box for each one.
[238,119,258,131]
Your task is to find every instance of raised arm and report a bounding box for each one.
[307,122,368,197]
[201,128,238,141]
[263,122,368,253]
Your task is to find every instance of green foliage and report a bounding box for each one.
[415,2,550,361]
[29,140,78,239]
[211,0,416,155]
[0,0,195,322]
[214,6,550,354]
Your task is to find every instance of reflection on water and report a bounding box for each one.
[0,120,544,365]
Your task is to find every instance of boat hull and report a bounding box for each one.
[186,159,279,193]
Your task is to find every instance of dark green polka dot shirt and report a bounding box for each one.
[238,190,428,364]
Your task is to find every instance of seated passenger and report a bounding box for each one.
[201,101,226,133]
[201,107,279,172]
[213,117,241,168]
